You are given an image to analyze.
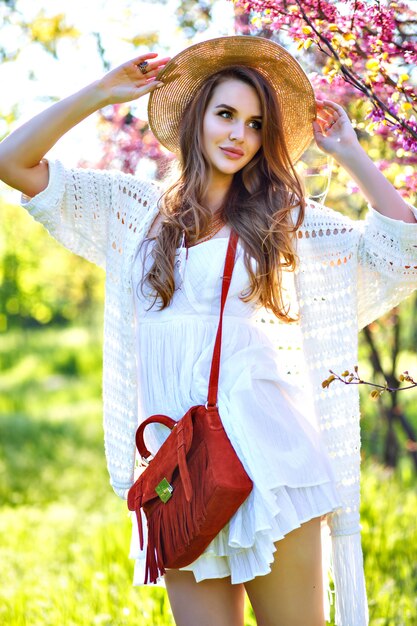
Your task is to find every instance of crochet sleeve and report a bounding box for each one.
[20,158,116,269]
[357,203,417,329]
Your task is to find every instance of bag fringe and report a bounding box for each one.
[329,532,369,625]
[136,506,144,551]
[144,442,210,583]
[177,429,192,502]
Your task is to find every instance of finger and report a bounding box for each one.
[131,52,159,64]
[316,112,333,123]
[139,65,167,80]
[312,121,325,136]
[314,118,337,135]
[316,106,339,123]
[144,75,164,86]
[313,119,327,131]
[136,71,167,89]
[137,80,165,97]
[135,57,171,78]
[314,119,327,132]
[316,103,337,117]
[319,99,345,115]
[316,113,334,126]
[145,56,171,71]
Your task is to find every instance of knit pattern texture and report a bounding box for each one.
[21,159,417,626]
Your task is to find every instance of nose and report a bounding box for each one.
[229,120,245,142]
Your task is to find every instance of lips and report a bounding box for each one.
[220,146,244,158]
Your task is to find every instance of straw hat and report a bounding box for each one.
[148,35,317,164]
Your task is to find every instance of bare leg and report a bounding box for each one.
[244,516,325,626]
[164,570,245,626]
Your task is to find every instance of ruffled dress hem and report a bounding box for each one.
[130,480,342,586]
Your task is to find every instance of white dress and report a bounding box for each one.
[129,235,343,586]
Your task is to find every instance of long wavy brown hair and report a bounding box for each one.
[138,65,306,322]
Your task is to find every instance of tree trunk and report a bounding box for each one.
[362,312,417,471]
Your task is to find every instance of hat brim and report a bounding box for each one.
[148,35,317,165]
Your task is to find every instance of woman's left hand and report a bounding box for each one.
[313,99,360,158]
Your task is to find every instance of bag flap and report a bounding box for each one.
[128,408,196,509]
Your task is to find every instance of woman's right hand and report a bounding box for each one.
[96,52,171,106]
[0,51,171,197]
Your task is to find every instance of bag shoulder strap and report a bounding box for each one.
[206,229,239,409]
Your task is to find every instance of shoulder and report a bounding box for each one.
[290,198,361,240]
[110,170,162,219]
[290,198,361,257]
[111,169,161,198]
[297,198,358,231]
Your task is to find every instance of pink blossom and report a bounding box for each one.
[234,0,417,197]
[87,0,417,197]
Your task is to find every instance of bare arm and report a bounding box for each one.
[313,98,417,223]
[0,52,170,198]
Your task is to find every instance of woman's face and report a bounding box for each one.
[202,78,262,183]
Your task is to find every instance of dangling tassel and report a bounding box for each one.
[191,443,208,526]
[329,532,369,625]
[144,539,152,584]
[143,443,211,581]
[155,509,166,576]
[145,508,166,584]
[177,435,192,502]
[144,525,155,584]
[136,504,144,551]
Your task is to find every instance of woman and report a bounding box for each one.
[0,35,416,626]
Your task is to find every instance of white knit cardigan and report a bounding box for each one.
[22,159,417,626]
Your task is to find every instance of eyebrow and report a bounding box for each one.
[214,104,262,120]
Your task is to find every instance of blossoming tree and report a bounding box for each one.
[232,0,417,198]
[231,0,417,469]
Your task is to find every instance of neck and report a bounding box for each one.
[201,173,232,215]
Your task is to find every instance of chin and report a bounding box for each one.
[212,161,245,176]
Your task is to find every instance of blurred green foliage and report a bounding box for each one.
[0,199,104,331]
[0,325,416,625]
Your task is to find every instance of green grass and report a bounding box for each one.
[0,325,416,625]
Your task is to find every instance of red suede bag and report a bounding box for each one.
[127,229,253,584]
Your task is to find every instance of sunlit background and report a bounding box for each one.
[0,0,235,173]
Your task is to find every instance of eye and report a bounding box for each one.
[249,120,262,131]
[216,110,262,131]
[217,110,232,119]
